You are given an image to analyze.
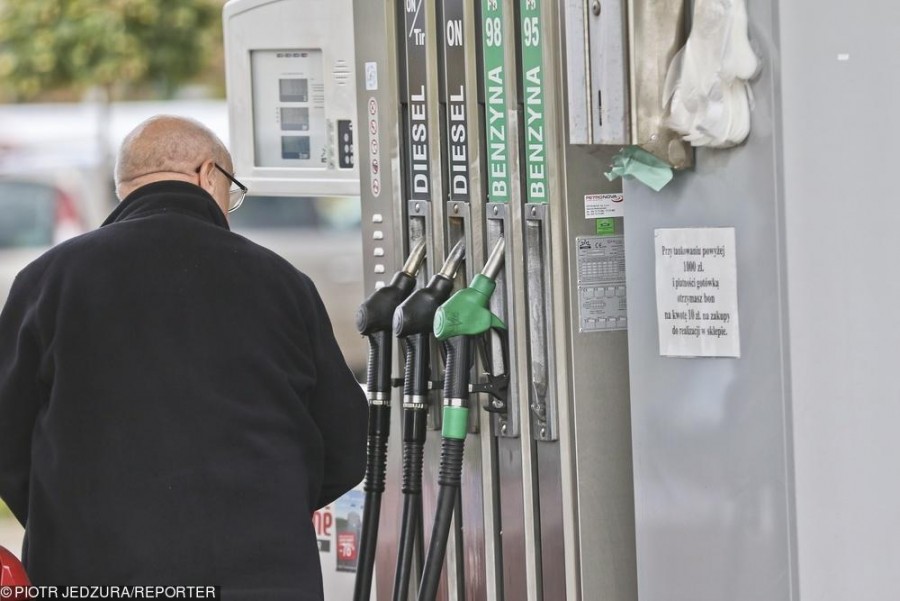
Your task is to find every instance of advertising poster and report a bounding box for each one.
[334,489,365,573]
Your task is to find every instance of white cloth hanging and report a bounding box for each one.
[663,0,760,148]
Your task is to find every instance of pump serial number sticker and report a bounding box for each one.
[576,236,627,332]
[584,193,624,218]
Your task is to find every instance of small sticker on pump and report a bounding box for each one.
[585,193,624,219]
[365,62,378,90]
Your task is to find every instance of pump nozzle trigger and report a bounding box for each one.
[473,329,510,414]
[475,374,509,414]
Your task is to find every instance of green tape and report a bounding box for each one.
[442,406,469,440]
[596,218,615,235]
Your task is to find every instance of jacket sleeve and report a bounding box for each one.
[302,277,368,509]
[0,270,46,526]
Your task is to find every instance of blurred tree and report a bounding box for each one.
[0,0,223,101]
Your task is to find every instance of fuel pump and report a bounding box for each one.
[417,238,507,601]
[354,239,428,601]
[350,0,646,596]
[390,239,466,601]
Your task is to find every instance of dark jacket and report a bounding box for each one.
[0,181,368,598]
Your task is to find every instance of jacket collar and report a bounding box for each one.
[102,181,230,230]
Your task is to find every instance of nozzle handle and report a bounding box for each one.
[401,332,431,399]
[366,330,392,396]
[442,335,474,411]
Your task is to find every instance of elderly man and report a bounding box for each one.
[0,116,367,598]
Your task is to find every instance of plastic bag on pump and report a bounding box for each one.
[663,0,760,148]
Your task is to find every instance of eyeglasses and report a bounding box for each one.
[213,163,248,213]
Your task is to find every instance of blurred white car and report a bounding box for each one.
[0,175,91,304]
[228,195,367,377]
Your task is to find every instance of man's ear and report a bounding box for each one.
[197,160,217,194]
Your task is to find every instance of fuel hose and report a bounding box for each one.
[416,238,506,601]
[390,240,465,601]
[353,239,427,601]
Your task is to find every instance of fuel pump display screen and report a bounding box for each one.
[280,107,310,130]
[282,136,311,159]
[251,49,327,168]
[279,78,308,102]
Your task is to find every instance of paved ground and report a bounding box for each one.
[0,518,24,558]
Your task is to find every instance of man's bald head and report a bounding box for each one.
[115,115,232,200]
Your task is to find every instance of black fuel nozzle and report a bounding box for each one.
[392,239,466,397]
[389,240,465,601]
[356,239,428,396]
[393,239,465,339]
[353,239,427,601]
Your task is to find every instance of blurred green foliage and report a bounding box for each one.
[0,0,224,101]
[0,499,11,519]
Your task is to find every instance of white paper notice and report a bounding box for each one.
[584,193,624,218]
[655,228,740,357]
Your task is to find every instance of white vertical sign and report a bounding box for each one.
[655,228,741,357]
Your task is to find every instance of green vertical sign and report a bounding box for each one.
[519,0,548,205]
[480,0,510,203]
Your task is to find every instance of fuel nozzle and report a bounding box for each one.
[393,239,465,338]
[355,239,427,393]
[353,239,426,601]
[389,239,464,601]
[357,239,427,337]
[433,237,506,343]
[417,238,508,601]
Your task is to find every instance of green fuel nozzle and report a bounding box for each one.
[433,237,507,342]
[433,237,508,430]
[417,238,508,601]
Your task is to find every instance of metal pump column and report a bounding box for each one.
[477,0,533,596]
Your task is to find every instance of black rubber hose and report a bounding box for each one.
[393,484,422,601]
[389,275,457,600]
[393,420,427,594]
[354,402,391,601]
[354,270,419,601]
[417,437,465,601]
[355,489,382,599]
[416,337,470,600]
[392,334,429,601]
